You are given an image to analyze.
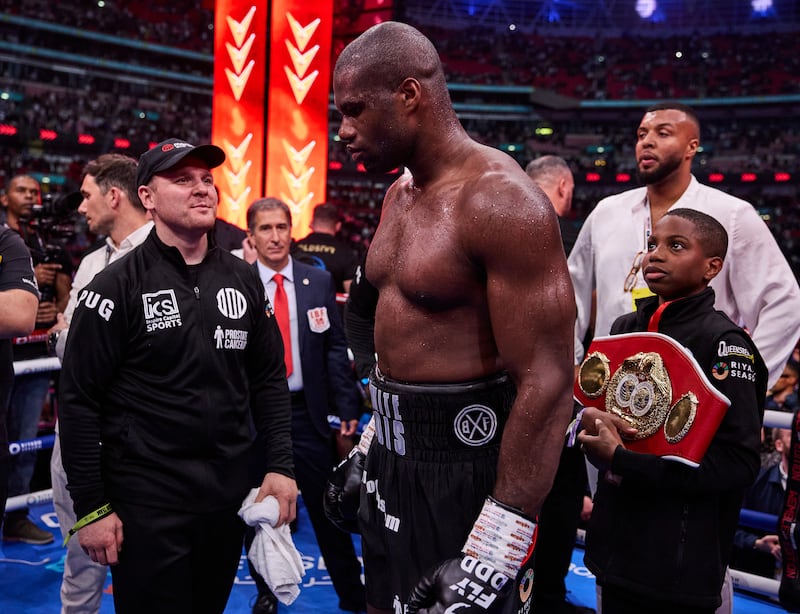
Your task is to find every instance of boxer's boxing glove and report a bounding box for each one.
[324,416,376,533]
[407,497,537,614]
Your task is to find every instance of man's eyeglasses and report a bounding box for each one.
[624,251,645,292]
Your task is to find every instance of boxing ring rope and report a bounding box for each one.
[5,353,793,601]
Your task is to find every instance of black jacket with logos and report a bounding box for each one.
[584,288,767,609]
[59,229,293,519]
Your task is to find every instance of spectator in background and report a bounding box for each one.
[246,197,365,614]
[48,153,153,614]
[525,155,593,614]
[760,359,800,467]
[1,174,72,545]
[731,428,791,579]
[525,155,578,254]
[766,359,799,414]
[294,203,360,294]
[213,217,247,253]
[0,225,39,542]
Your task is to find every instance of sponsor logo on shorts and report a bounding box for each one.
[371,388,406,456]
[142,289,182,332]
[216,287,247,319]
[454,404,497,447]
[363,474,401,534]
[77,289,115,321]
[518,568,534,605]
[712,361,729,380]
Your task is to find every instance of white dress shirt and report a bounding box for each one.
[257,257,304,392]
[57,222,154,360]
[568,176,800,387]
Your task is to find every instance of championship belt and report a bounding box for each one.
[574,332,730,467]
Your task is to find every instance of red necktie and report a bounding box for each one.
[272,273,293,376]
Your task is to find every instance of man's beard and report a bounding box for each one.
[637,154,682,185]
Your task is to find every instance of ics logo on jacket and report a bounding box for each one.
[216,287,247,319]
[143,289,182,332]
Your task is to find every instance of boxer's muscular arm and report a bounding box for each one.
[478,176,576,517]
[407,176,576,614]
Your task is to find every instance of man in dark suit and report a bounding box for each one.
[246,197,366,614]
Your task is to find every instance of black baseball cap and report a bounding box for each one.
[136,138,226,187]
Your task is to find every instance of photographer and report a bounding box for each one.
[1,174,72,545]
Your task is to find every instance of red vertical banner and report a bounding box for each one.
[265,0,333,239]
[212,1,268,230]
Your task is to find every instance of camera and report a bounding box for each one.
[26,191,82,303]
[29,191,82,241]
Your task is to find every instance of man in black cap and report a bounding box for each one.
[58,138,297,614]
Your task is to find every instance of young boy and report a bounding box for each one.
[577,208,767,614]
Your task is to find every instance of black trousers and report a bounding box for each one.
[600,585,715,614]
[247,398,365,610]
[532,440,588,607]
[110,499,244,614]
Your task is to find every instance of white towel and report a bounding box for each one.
[238,488,305,605]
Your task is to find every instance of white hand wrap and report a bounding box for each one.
[356,415,376,455]
[462,497,537,579]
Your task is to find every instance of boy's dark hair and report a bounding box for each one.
[645,101,700,132]
[665,208,728,259]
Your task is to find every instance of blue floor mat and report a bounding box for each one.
[0,499,788,613]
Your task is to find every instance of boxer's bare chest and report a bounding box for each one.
[368,185,480,311]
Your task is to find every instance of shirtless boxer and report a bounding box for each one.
[326,22,575,614]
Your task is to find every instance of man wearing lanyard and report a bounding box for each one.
[569,102,800,390]
[246,197,366,614]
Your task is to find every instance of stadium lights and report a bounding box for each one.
[636,0,657,19]
[752,0,774,15]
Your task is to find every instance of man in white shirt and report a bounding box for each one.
[49,153,152,614]
[569,102,800,389]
